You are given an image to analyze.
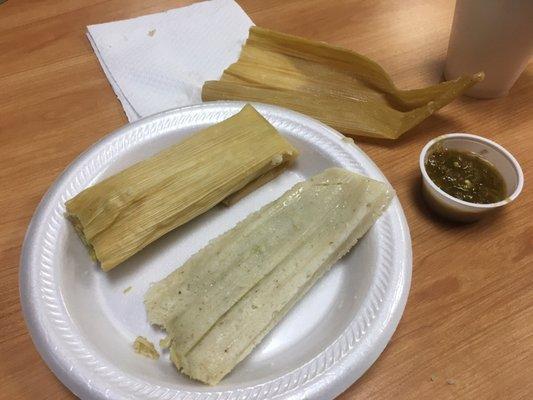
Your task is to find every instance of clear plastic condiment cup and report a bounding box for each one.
[419,133,524,222]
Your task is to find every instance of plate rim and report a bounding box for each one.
[19,101,412,400]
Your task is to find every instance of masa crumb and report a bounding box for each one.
[123,286,132,294]
[430,373,438,382]
[159,336,172,349]
[133,336,159,360]
[446,378,456,385]
[148,29,156,37]
[342,136,355,145]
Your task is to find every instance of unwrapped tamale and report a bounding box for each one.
[145,168,394,385]
[66,104,298,271]
[202,27,483,139]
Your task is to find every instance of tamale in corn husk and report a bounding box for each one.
[202,27,484,139]
[66,104,298,271]
[144,168,394,384]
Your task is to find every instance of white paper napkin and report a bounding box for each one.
[87,0,253,121]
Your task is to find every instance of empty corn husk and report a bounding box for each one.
[66,104,298,271]
[202,27,484,139]
[145,168,394,385]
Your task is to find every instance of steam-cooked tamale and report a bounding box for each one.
[145,168,394,384]
[66,104,298,271]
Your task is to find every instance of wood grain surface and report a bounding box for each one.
[1,1,531,399]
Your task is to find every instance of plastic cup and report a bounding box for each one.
[445,0,533,98]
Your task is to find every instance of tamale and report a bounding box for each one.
[145,168,394,385]
[66,104,298,271]
[202,26,484,139]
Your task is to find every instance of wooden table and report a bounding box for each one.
[1,1,531,399]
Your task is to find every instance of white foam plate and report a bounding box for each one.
[20,102,411,400]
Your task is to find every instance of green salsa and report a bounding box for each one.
[425,147,506,204]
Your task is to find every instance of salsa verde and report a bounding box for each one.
[425,148,506,204]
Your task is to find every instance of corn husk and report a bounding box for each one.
[144,168,394,385]
[66,104,298,271]
[202,27,484,139]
